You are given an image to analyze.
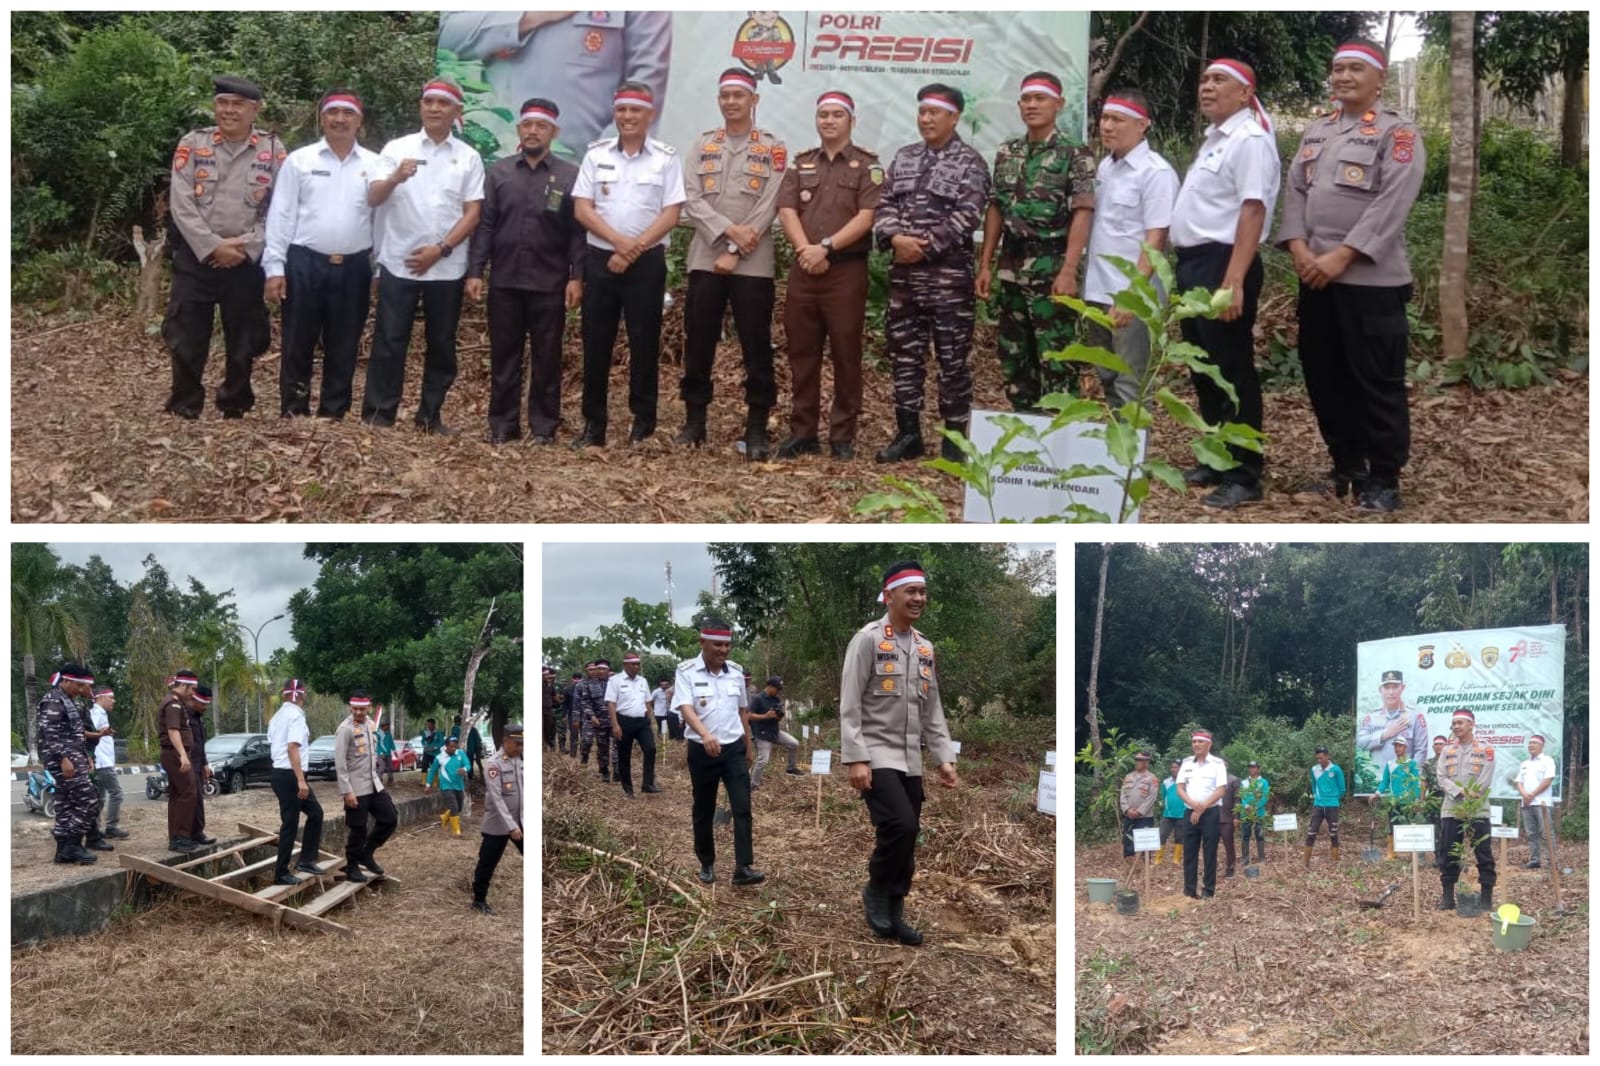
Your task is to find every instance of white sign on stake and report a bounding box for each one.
[1131,827,1160,852]
[1037,770,1057,815]
[1392,824,1436,852]
[1045,750,1056,766]
[1490,806,1505,826]
[962,409,1144,523]
[809,749,832,775]
[1271,813,1299,832]
[1490,825,1520,840]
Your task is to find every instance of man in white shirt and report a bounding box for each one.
[361,78,485,434]
[607,652,659,797]
[267,679,326,885]
[88,687,128,840]
[263,88,380,419]
[1169,59,1281,509]
[1515,733,1557,869]
[1176,729,1229,899]
[676,619,764,886]
[1082,89,1179,408]
[651,678,673,740]
[572,82,686,447]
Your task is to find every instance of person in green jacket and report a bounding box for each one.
[1238,760,1270,864]
[1156,758,1186,866]
[375,720,397,788]
[426,735,471,837]
[1305,745,1346,868]
[1373,736,1421,859]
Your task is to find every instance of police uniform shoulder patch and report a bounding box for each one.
[868,164,884,185]
[488,765,500,779]
[173,144,192,170]
[651,138,677,155]
[588,136,617,151]
[727,660,744,675]
[772,145,787,172]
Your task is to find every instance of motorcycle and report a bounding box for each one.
[144,766,220,799]
[23,767,57,817]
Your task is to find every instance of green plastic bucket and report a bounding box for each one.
[1086,877,1117,904]
[1487,913,1537,951]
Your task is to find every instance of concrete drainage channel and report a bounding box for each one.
[11,791,449,946]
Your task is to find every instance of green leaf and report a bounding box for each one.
[1111,284,1156,322]
[1126,476,1151,506]
[1184,357,1240,408]
[1113,401,1154,430]
[1146,242,1176,302]
[1104,419,1140,469]
[1144,459,1187,493]
[1053,342,1133,377]
[1190,437,1239,471]
[1039,395,1105,424]
[1052,294,1114,328]
[1209,287,1236,316]
[1155,387,1210,432]
[1216,422,1265,452]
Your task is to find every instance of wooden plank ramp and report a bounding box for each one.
[119,853,353,937]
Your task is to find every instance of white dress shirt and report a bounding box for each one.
[90,704,115,770]
[1177,754,1229,809]
[604,672,653,718]
[372,130,485,281]
[263,138,381,277]
[1516,753,1557,807]
[268,701,311,770]
[573,137,686,251]
[651,687,672,717]
[674,654,748,745]
[1170,108,1281,249]
[1084,139,1180,305]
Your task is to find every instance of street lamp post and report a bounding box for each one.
[238,614,286,733]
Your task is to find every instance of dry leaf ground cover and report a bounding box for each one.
[11,809,523,1054]
[540,732,1056,1053]
[1074,835,1588,1054]
[11,305,1586,523]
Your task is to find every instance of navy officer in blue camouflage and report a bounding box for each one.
[872,84,992,465]
[37,663,107,865]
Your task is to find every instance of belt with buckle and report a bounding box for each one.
[328,253,345,265]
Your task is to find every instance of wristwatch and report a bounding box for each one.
[725,240,740,256]
[820,236,834,257]
[438,241,454,258]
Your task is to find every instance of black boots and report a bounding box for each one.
[84,832,115,852]
[53,837,96,865]
[862,883,894,937]
[888,895,923,946]
[744,408,771,460]
[875,411,924,463]
[1480,884,1493,910]
[940,419,969,463]
[675,406,707,446]
[1436,884,1456,910]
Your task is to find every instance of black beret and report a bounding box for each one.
[504,724,524,737]
[214,75,263,102]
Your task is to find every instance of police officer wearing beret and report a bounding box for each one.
[473,724,524,914]
[1435,709,1496,910]
[1279,40,1426,513]
[678,69,787,459]
[38,664,105,864]
[164,76,284,419]
[775,91,882,461]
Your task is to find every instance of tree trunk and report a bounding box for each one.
[1085,544,1111,786]
[23,652,40,761]
[1440,11,1476,361]
[1193,11,1211,145]
[1238,622,1251,694]
[133,224,167,317]
[1383,11,1396,55]
[1560,52,1585,169]
[1088,10,1152,101]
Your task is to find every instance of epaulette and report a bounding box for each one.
[649,138,677,155]
[588,136,617,150]
[727,660,744,676]
[677,656,698,670]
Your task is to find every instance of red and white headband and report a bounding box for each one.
[1102,96,1150,122]
[884,569,928,595]
[623,654,641,664]
[1191,731,1213,742]
[349,696,372,708]
[421,80,464,106]
[816,92,855,116]
[172,671,199,685]
[1205,60,1274,136]
[1332,43,1386,71]
[613,89,655,111]
[282,679,306,697]
[321,93,363,117]
[1530,733,1546,743]
[1019,77,1062,100]
[700,626,733,642]
[58,670,95,684]
[919,94,960,114]
[521,104,559,125]
[719,71,758,93]
[1451,709,1475,723]
[192,691,212,706]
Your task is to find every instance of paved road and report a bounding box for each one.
[11,770,171,825]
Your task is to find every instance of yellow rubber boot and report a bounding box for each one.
[450,815,461,837]
[1154,845,1164,866]
[1385,841,1395,861]
[440,811,450,830]
[1172,843,1183,867]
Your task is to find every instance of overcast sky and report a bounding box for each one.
[47,543,319,658]
[542,542,1054,640]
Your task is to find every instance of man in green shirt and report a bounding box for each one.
[1238,760,1270,864]
[1305,745,1346,868]
[375,720,397,788]
[1374,736,1421,859]
[1156,758,1185,866]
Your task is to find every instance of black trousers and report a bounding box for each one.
[473,832,523,902]
[863,769,926,896]
[581,245,666,431]
[270,768,324,877]
[488,287,567,439]
[1175,243,1264,484]
[344,789,398,861]
[1440,816,1496,891]
[1182,807,1222,896]
[681,270,776,411]
[362,267,464,428]
[163,241,270,416]
[1120,813,1155,858]
[1297,281,1413,483]
[192,767,208,839]
[280,244,372,418]
[667,712,683,740]
[687,737,753,868]
[616,715,657,793]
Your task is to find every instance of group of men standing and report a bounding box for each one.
[163,40,1424,510]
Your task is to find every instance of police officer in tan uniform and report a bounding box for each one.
[678,68,787,458]
[840,561,959,945]
[774,90,882,461]
[164,75,285,419]
[473,724,523,915]
[1435,708,1496,910]
[1119,752,1159,857]
[1279,40,1425,513]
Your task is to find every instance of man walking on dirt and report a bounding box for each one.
[677,619,765,886]
[1305,746,1346,867]
[1118,752,1159,858]
[268,679,327,885]
[1176,730,1227,898]
[608,652,659,797]
[335,690,398,883]
[473,724,524,915]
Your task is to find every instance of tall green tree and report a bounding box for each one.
[11,545,88,756]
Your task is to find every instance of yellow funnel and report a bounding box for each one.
[1496,902,1521,935]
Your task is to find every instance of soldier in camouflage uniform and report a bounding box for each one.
[577,660,614,779]
[977,71,1097,411]
[872,84,992,464]
[37,664,105,865]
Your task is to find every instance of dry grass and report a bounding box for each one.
[11,818,522,1054]
[540,735,1055,1054]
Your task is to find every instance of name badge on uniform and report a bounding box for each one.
[311,169,331,177]
[503,781,514,792]
[547,185,565,211]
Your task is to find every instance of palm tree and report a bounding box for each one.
[1440,10,1476,360]
[12,545,87,758]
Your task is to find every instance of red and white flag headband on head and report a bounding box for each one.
[623,655,641,664]
[884,569,927,595]
[720,71,758,93]
[282,679,306,697]
[1530,733,1546,743]
[1191,731,1213,742]
[1205,59,1274,137]
[816,92,854,116]
[59,670,95,684]
[1451,709,1475,722]
[919,94,959,114]
[1102,95,1150,122]
[613,89,655,111]
[349,696,372,708]
[1019,77,1062,100]
[700,627,733,642]
[321,93,363,117]
[1332,43,1386,71]
[193,691,211,706]
[421,80,463,106]
[521,103,559,125]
